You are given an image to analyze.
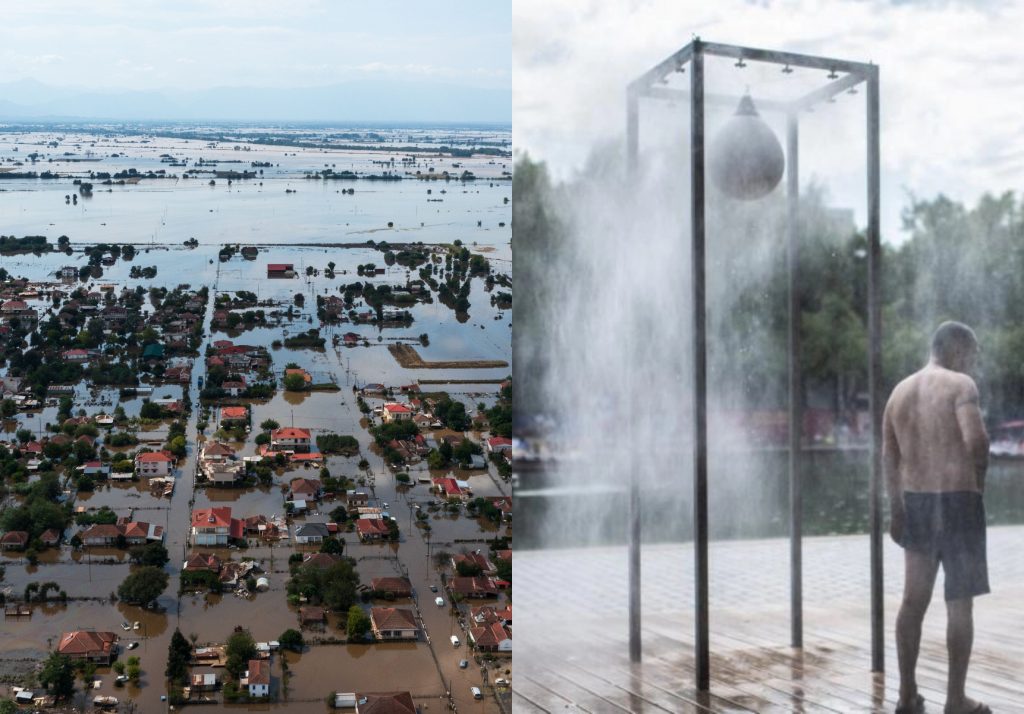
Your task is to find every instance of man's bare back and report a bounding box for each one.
[885,322,992,714]
[884,364,988,495]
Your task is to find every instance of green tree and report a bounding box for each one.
[166,629,192,684]
[117,565,169,604]
[279,628,304,652]
[283,373,307,391]
[225,629,257,679]
[346,605,371,641]
[129,542,170,567]
[39,652,75,699]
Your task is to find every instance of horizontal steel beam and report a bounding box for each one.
[628,43,693,95]
[794,72,867,111]
[642,86,790,113]
[704,41,874,74]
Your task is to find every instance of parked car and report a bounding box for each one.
[127,642,139,650]
[495,678,510,687]
[470,686,482,700]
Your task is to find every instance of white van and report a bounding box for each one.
[435,596,445,607]
[450,635,460,647]
[470,686,482,700]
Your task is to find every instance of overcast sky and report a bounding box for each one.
[514,0,1023,241]
[2,0,509,91]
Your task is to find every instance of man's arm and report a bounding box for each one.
[882,397,903,542]
[955,377,989,491]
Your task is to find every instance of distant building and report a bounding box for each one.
[246,659,270,697]
[191,507,243,545]
[57,631,118,663]
[271,427,312,453]
[267,263,294,278]
[381,403,413,423]
[370,607,418,640]
[135,451,173,477]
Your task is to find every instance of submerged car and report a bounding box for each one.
[459,660,469,669]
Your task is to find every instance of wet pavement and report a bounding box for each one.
[515,526,1024,712]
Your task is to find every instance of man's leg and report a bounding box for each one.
[896,548,939,709]
[945,597,979,713]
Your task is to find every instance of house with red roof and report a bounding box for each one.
[184,552,222,573]
[381,402,413,424]
[271,427,312,453]
[433,477,467,501]
[267,263,294,278]
[469,621,512,653]
[486,436,513,454]
[448,576,500,599]
[288,477,322,502]
[356,518,391,542]
[452,552,497,575]
[135,450,174,477]
[370,607,418,640]
[0,531,29,550]
[191,507,243,545]
[246,659,270,697]
[371,577,413,598]
[220,405,248,426]
[57,631,119,663]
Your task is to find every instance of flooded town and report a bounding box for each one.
[0,124,512,713]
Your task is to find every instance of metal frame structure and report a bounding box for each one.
[625,39,881,691]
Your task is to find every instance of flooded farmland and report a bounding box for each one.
[0,125,512,713]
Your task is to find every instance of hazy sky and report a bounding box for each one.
[2,0,510,91]
[514,0,1023,240]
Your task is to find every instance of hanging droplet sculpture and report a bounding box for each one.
[708,93,785,200]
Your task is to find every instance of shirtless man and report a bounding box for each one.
[884,321,991,714]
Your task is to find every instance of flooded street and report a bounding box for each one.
[1,127,511,713]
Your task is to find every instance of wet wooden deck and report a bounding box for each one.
[515,527,1024,713]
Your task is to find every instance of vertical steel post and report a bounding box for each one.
[786,111,803,650]
[866,65,884,674]
[690,39,711,692]
[626,86,642,664]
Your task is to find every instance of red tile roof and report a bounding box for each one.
[184,552,222,572]
[371,577,412,596]
[220,406,248,419]
[191,507,233,529]
[248,658,270,685]
[470,622,511,648]
[57,630,117,657]
[356,518,390,537]
[383,402,412,414]
[272,427,311,440]
[0,531,29,546]
[370,607,417,631]
[137,451,173,463]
